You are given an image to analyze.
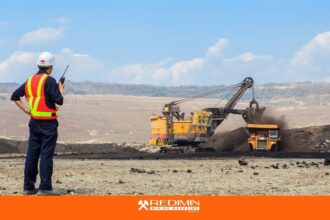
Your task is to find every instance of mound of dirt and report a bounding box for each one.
[0,138,144,155]
[0,143,18,154]
[0,138,24,153]
[203,127,249,152]
[283,125,330,152]
[203,125,330,152]
[55,143,142,154]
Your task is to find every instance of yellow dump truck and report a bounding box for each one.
[247,123,281,151]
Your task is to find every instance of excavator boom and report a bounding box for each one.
[203,77,259,136]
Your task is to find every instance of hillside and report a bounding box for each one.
[1,81,330,105]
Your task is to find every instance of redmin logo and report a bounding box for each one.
[138,199,200,211]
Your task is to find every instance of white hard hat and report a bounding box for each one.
[37,51,55,67]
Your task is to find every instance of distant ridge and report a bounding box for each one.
[1,81,330,102]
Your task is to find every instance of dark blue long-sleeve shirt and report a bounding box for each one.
[11,71,64,110]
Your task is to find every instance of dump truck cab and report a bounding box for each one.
[247,124,281,151]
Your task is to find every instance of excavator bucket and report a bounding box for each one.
[243,99,266,123]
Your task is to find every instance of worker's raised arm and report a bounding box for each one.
[58,81,65,97]
[45,76,64,106]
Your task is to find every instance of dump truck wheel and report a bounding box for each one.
[271,144,278,152]
[160,147,167,153]
[249,144,254,152]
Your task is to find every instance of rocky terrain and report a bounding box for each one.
[0,158,329,195]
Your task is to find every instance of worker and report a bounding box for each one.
[11,52,65,195]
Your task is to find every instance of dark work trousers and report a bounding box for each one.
[24,119,58,191]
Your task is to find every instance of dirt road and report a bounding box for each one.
[0,158,329,195]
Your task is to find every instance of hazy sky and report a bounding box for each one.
[1,0,330,85]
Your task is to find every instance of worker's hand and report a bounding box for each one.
[24,109,31,116]
[59,82,65,95]
[14,100,31,116]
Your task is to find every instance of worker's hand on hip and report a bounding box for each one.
[59,82,65,95]
[23,108,31,116]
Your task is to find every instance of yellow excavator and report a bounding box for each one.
[149,77,266,152]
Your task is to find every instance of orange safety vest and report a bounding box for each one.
[25,73,59,120]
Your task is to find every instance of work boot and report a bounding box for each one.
[36,189,61,196]
[23,189,38,196]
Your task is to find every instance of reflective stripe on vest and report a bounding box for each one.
[25,74,59,120]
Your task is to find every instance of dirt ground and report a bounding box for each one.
[0,158,329,195]
[2,94,330,143]
[1,94,330,196]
